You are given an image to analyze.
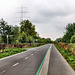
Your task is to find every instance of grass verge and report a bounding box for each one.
[0,48,26,59]
[55,44,75,70]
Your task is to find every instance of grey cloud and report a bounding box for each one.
[0,0,75,40]
[39,9,69,18]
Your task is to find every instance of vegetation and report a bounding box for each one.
[0,48,26,58]
[38,37,52,44]
[55,43,75,70]
[70,35,75,43]
[54,23,75,43]
[54,22,75,70]
[0,18,52,49]
[69,43,75,55]
[62,23,75,43]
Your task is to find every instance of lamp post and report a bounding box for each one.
[7,35,8,50]
[0,34,13,50]
[32,31,34,47]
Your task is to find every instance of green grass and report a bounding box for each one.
[0,48,26,59]
[0,43,45,59]
[55,44,75,70]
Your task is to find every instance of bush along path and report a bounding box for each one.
[0,48,26,59]
[55,44,75,70]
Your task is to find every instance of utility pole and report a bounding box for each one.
[17,6,28,22]
[16,6,29,34]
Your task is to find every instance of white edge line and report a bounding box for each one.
[0,70,6,74]
[13,63,19,67]
[0,44,50,61]
[25,57,29,59]
[0,48,38,61]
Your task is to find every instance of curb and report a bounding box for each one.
[54,45,75,75]
[36,44,52,75]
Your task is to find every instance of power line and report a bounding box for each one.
[16,6,29,23]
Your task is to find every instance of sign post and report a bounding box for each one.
[7,35,8,50]
[58,39,61,43]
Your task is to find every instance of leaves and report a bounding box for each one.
[70,35,75,43]
[20,20,36,36]
[62,23,75,43]
[55,44,75,70]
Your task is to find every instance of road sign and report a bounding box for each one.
[58,39,61,43]
[7,35,8,38]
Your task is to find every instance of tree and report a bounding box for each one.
[20,20,36,36]
[55,38,62,43]
[13,25,19,43]
[62,23,75,43]
[38,37,52,43]
[70,35,75,43]
[0,18,13,43]
[20,20,37,43]
[0,18,7,43]
[27,35,33,43]
[46,38,52,43]
[62,32,70,43]
[0,18,7,34]
[19,32,27,43]
[0,18,20,44]
[0,36,3,43]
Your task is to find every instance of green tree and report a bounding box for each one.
[27,35,33,43]
[62,32,70,43]
[13,25,19,43]
[70,35,75,43]
[19,32,27,43]
[55,38,62,43]
[0,36,3,43]
[0,18,14,43]
[62,23,75,43]
[20,20,36,36]
[0,18,20,44]
[0,18,7,34]
[45,38,52,43]
[38,37,52,44]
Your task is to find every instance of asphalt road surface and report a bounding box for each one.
[0,44,50,75]
[47,45,75,75]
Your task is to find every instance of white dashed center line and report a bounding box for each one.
[0,70,6,74]
[25,57,29,59]
[31,54,33,56]
[13,63,19,67]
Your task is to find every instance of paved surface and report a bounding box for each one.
[0,44,50,75]
[47,45,75,75]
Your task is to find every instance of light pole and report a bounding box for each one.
[0,34,13,50]
[7,35,8,50]
[33,36,34,46]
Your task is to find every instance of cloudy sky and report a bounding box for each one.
[0,0,75,40]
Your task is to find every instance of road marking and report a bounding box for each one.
[0,45,46,61]
[35,52,37,53]
[50,45,52,49]
[25,57,29,59]
[0,70,6,74]
[13,63,19,67]
[0,47,38,61]
[31,54,33,56]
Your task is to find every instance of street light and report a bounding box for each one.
[0,34,13,50]
[6,35,13,50]
[7,35,8,50]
